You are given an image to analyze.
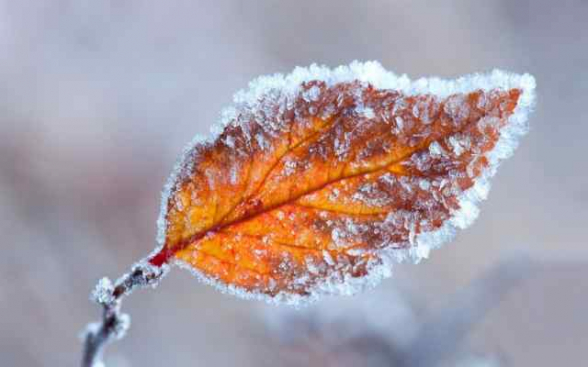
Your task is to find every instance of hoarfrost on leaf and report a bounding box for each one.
[154,60,536,305]
[302,85,321,102]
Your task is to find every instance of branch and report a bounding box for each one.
[81,262,168,367]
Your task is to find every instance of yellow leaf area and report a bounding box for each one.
[154,80,521,298]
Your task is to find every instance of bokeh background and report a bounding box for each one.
[1,1,586,366]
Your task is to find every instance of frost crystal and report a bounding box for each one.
[158,61,536,306]
[91,277,115,305]
[302,85,321,102]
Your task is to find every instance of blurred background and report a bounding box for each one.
[0,1,586,366]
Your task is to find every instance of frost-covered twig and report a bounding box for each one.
[81,262,167,367]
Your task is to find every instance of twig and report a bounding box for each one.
[81,262,167,367]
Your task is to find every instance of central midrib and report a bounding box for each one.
[169,131,439,255]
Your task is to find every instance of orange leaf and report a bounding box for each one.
[150,62,536,304]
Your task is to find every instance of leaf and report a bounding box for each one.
[149,61,536,304]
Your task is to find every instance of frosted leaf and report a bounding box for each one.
[154,61,536,306]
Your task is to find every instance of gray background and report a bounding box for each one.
[0,1,586,366]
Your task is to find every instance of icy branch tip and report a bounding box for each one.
[91,277,116,305]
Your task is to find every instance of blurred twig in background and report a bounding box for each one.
[262,255,533,367]
[399,255,531,367]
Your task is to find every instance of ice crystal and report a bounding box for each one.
[91,277,115,305]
